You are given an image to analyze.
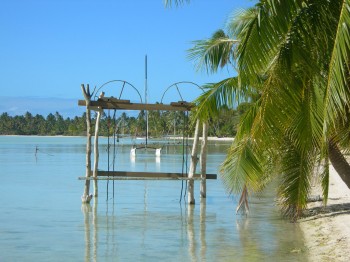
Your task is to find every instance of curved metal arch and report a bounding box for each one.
[160,81,204,104]
[94,80,143,103]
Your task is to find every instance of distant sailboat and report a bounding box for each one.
[131,55,162,157]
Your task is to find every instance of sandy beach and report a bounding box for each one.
[299,166,350,261]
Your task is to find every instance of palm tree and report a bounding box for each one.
[172,0,350,219]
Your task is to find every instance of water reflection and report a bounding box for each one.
[82,200,99,262]
[81,204,91,262]
[81,195,307,261]
[187,204,196,262]
[200,198,207,261]
[82,199,212,261]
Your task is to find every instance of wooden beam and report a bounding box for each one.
[79,177,202,181]
[78,171,217,180]
[99,171,216,179]
[78,99,194,111]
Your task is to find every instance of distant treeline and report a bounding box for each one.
[0,104,250,137]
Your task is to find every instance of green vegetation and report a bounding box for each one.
[0,111,86,136]
[168,0,350,219]
[0,108,243,137]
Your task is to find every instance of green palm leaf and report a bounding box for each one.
[193,77,254,121]
[324,0,350,129]
[278,139,314,220]
[188,30,237,73]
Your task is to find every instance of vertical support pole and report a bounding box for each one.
[188,119,200,205]
[93,92,104,197]
[81,84,93,203]
[200,122,208,198]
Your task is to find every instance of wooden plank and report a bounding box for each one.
[78,100,194,111]
[80,171,217,179]
[170,101,190,106]
[78,177,204,181]
[133,145,161,150]
[99,97,130,104]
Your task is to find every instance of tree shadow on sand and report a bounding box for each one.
[301,202,350,221]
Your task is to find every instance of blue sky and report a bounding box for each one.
[0,0,254,117]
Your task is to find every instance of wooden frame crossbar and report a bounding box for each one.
[78,171,217,180]
[78,98,193,111]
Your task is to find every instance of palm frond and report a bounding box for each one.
[193,77,253,121]
[278,140,314,220]
[164,0,190,7]
[188,30,237,73]
[220,137,265,195]
[285,79,324,153]
[324,0,350,129]
[229,2,298,85]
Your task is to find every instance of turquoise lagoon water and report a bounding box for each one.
[0,136,307,261]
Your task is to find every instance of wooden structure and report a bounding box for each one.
[78,171,217,180]
[79,84,214,204]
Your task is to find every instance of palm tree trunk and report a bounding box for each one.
[328,139,350,189]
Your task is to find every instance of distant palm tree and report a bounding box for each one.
[170,0,350,219]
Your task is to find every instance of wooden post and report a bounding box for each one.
[188,119,200,205]
[81,84,93,203]
[200,122,208,198]
[92,92,104,197]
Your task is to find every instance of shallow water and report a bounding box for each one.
[0,136,307,261]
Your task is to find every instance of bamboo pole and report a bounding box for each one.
[81,84,93,203]
[200,122,208,198]
[92,92,104,197]
[187,119,200,205]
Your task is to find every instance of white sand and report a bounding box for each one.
[299,166,350,261]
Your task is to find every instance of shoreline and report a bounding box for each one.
[299,166,350,261]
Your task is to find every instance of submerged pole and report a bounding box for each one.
[188,119,200,205]
[200,122,208,198]
[81,84,93,203]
